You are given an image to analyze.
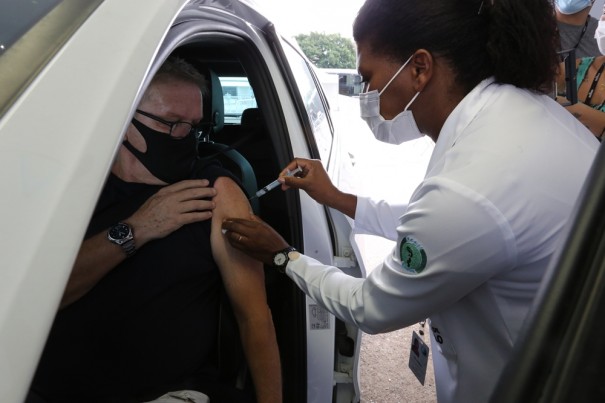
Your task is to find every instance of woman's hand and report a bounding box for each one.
[278,158,340,207]
[222,214,290,265]
[278,158,358,219]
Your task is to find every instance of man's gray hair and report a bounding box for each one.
[149,56,208,97]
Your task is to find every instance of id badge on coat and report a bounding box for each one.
[408,330,429,385]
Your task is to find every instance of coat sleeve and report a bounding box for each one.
[286,177,517,334]
[353,196,408,241]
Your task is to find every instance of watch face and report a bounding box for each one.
[273,252,287,266]
[109,223,130,240]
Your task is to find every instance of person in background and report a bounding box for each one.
[557,54,605,139]
[222,0,599,402]
[556,0,600,57]
[594,0,605,53]
[28,57,282,403]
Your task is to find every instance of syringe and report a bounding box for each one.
[250,166,302,200]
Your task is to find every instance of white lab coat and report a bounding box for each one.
[286,78,599,402]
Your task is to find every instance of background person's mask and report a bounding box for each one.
[359,55,423,145]
[554,0,593,14]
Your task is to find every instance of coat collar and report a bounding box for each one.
[426,77,497,176]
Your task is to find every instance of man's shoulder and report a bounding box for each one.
[191,159,243,185]
[191,158,250,198]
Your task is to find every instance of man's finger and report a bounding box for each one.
[223,217,257,230]
[249,214,265,224]
[179,199,216,213]
[178,187,217,202]
[161,179,211,193]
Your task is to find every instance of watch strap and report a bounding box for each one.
[120,238,136,257]
[274,246,297,273]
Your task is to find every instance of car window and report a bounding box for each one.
[0,0,102,119]
[339,71,363,96]
[219,76,257,124]
[282,42,333,163]
[0,0,62,56]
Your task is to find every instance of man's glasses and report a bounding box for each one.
[136,109,200,138]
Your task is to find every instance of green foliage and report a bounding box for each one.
[295,32,356,69]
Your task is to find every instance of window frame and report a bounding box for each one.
[0,0,103,119]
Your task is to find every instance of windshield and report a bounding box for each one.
[0,0,62,56]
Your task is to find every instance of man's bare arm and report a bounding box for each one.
[211,176,282,403]
[558,98,605,139]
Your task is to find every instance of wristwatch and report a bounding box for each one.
[272,246,297,273]
[107,222,136,257]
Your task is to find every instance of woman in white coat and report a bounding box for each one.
[223,0,600,401]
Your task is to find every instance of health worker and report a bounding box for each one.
[222,0,600,402]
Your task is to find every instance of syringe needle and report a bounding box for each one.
[250,166,302,200]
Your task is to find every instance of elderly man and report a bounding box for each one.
[29,57,282,403]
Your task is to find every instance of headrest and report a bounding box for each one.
[240,108,263,131]
[200,66,224,137]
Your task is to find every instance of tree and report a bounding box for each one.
[295,32,356,69]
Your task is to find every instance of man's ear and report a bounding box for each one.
[410,49,433,93]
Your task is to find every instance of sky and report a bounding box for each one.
[253,1,605,39]
[254,0,366,39]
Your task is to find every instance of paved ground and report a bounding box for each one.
[331,96,438,402]
[359,329,437,403]
[356,237,437,403]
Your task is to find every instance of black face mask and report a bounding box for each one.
[124,118,197,183]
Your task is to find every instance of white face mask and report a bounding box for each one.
[359,55,423,145]
[554,0,593,15]
[596,19,605,55]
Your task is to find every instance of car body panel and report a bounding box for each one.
[0,1,196,401]
[0,1,362,402]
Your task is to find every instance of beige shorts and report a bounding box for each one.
[143,390,210,403]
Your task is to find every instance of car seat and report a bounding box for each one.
[196,66,259,213]
[193,65,261,399]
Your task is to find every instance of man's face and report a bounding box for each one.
[126,79,203,154]
[133,79,203,145]
[120,78,203,184]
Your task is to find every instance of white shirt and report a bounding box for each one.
[287,79,599,403]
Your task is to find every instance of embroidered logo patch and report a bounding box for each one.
[399,236,427,274]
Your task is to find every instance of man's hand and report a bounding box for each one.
[62,180,215,309]
[129,179,216,246]
[222,214,290,266]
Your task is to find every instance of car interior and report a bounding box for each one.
[173,39,310,401]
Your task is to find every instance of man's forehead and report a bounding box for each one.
[140,80,203,120]
[150,78,201,94]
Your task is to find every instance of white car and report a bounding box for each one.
[0,1,364,402]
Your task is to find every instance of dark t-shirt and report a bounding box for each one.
[31,162,242,402]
